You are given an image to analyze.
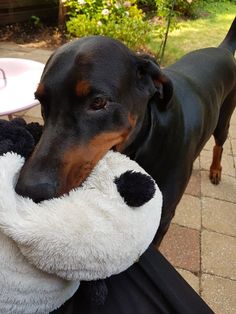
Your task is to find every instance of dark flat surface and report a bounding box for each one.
[52,245,213,314]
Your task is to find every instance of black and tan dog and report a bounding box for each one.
[16,18,236,245]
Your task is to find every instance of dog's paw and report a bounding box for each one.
[209,167,222,185]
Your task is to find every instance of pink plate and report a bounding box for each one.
[0,58,44,116]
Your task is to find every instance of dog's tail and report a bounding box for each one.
[219,17,236,54]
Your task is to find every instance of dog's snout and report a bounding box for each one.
[15,179,57,203]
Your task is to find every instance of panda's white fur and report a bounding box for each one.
[0,151,162,314]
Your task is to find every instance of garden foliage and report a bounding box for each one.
[66,0,152,49]
[156,0,204,18]
[64,0,234,51]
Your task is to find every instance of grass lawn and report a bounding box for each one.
[148,1,236,66]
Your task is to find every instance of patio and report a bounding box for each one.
[0,41,235,314]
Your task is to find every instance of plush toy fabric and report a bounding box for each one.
[0,118,42,158]
[0,119,162,314]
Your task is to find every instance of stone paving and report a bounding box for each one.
[1,42,236,313]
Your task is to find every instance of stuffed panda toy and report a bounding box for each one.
[0,118,162,314]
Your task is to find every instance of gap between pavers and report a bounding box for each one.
[202,197,236,237]
[201,229,236,280]
[176,268,200,294]
[172,194,201,230]
[201,170,236,203]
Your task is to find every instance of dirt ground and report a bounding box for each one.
[0,22,68,49]
[0,20,154,55]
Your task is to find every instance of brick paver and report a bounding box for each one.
[202,230,236,280]
[1,42,236,313]
[172,194,201,230]
[160,224,200,273]
[201,274,236,314]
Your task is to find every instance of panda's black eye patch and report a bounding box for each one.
[114,171,156,207]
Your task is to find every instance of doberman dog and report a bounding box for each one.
[16,18,236,245]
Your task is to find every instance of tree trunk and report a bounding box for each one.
[58,0,66,27]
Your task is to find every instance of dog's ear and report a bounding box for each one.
[136,54,173,111]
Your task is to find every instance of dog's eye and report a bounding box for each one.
[90,97,107,111]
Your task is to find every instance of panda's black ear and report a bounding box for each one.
[114,171,156,207]
[26,122,43,145]
[0,120,35,159]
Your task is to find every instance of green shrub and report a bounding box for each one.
[137,0,157,11]
[155,0,205,19]
[65,0,152,49]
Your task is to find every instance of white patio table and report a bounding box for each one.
[0,58,44,119]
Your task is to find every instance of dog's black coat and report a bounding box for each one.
[16,18,236,245]
[12,16,236,314]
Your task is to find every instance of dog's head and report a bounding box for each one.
[15,36,173,202]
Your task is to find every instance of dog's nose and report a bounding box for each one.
[15,180,57,203]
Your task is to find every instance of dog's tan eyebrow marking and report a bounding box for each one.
[76,80,91,97]
[35,83,45,98]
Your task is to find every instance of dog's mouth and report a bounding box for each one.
[57,133,129,197]
[58,160,95,196]
[15,125,132,203]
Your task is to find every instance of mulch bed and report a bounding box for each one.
[0,22,68,49]
[0,21,154,56]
